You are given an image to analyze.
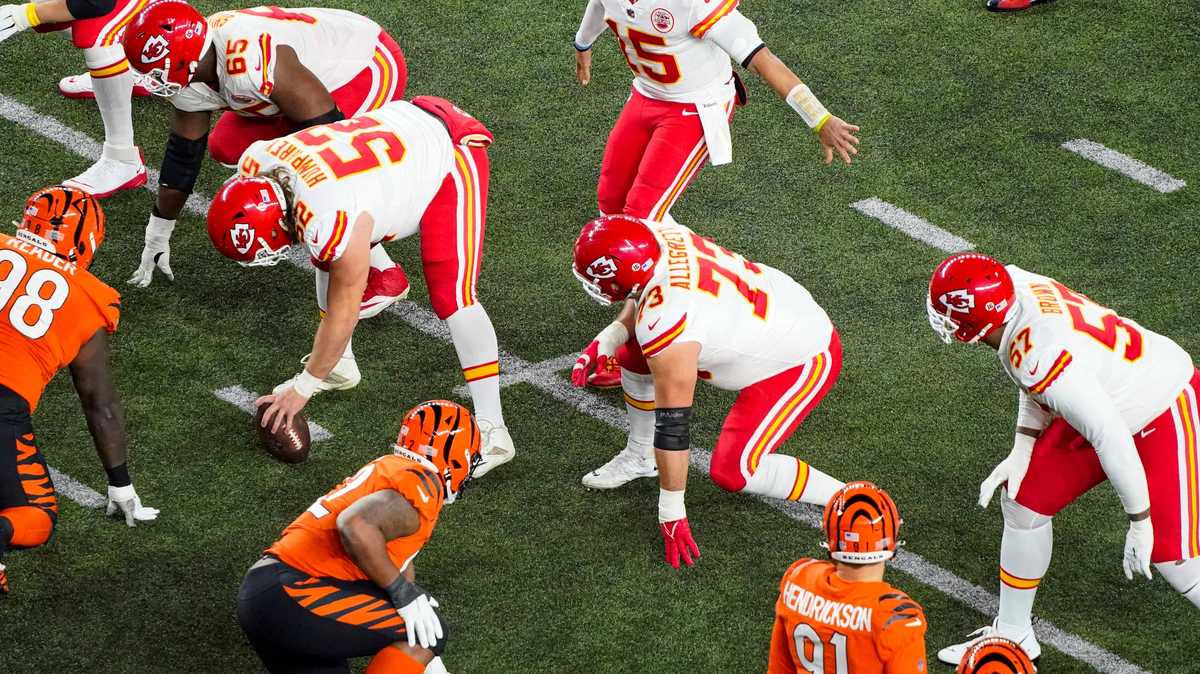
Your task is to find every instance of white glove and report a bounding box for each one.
[1122,516,1154,580]
[106,484,160,527]
[388,579,443,649]
[978,434,1035,507]
[0,4,34,44]
[128,214,176,287]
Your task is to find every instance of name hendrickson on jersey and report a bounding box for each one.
[781,581,874,632]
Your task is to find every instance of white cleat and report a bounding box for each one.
[63,143,147,199]
[937,619,1042,667]
[581,445,657,489]
[58,72,153,100]
[273,354,361,395]
[472,420,514,478]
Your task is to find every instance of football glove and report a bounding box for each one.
[128,214,175,287]
[106,484,160,527]
[978,434,1035,507]
[1122,516,1154,581]
[387,579,444,649]
[0,4,33,44]
[571,321,628,387]
[659,518,699,569]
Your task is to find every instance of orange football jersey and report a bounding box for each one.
[768,559,927,674]
[0,233,120,412]
[268,454,445,581]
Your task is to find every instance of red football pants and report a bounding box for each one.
[1016,369,1200,563]
[35,0,148,48]
[597,88,733,220]
[208,30,408,166]
[419,145,489,320]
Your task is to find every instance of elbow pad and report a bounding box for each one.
[295,107,345,130]
[159,132,208,194]
[66,0,116,20]
[654,407,691,450]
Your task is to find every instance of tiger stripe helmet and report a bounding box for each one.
[957,637,1037,674]
[17,186,106,271]
[394,400,482,503]
[822,481,903,564]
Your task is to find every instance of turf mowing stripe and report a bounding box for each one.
[212,385,333,442]
[0,96,1148,674]
[1061,139,1187,194]
[46,466,106,508]
[850,198,975,253]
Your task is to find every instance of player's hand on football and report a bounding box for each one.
[128,215,176,287]
[575,48,592,86]
[1122,515,1154,581]
[571,322,627,387]
[0,5,32,43]
[389,580,444,649]
[106,484,160,527]
[256,387,310,435]
[659,518,700,569]
[817,116,861,165]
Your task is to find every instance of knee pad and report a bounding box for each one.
[1001,492,1052,531]
[0,506,56,549]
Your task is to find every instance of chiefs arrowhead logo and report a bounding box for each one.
[140,34,170,64]
[231,223,255,255]
[939,289,975,314]
[586,256,618,281]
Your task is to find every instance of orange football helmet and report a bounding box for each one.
[822,481,903,564]
[957,637,1037,674]
[17,186,106,271]
[394,400,482,503]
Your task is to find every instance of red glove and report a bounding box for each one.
[660,518,700,569]
[571,339,605,388]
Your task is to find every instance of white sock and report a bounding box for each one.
[997,494,1053,633]
[445,304,503,427]
[743,457,842,503]
[368,243,396,272]
[620,368,655,460]
[83,45,136,155]
[1157,557,1200,608]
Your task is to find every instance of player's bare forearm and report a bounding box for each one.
[308,220,370,379]
[649,342,701,491]
[272,46,339,123]
[28,0,74,23]
[614,299,636,333]
[747,47,801,99]
[337,490,420,587]
[68,330,129,470]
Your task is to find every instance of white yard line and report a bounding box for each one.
[0,95,1148,674]
[850,198,975,253]
[1062,139,1187,194]
[46,466,105,509]
[453,353,578,397]
[212,385,333,442]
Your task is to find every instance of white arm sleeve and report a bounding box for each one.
[574,0,607,50]
[701,10,764,66]
[1041,367,1151,515]
[1016,390,1052,432]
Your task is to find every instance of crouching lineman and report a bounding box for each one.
[238,400,481,673]
[0,187,158,594]
[207,98,515,477]
[957,638,1038,674]
[769,481,927,673]
[926,253,1200,665]
[572,216,845,567]
[121,0,408,302]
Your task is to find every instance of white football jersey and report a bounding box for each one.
[237,101,454,266]
[172,7,382,116]
[578,0,763,103]
[998,266,1193,433]
[634,222,833,391]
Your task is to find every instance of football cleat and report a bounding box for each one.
[360,264,411,319]
[472,420,514,478]
[273,354,361,395]
[582,445,657,489]
[986,0,1054,11]
[938,619,1041,667]
[0,562,9,596]
[63,145,147,199]
[588,353,622,389]
[58,72,153,100]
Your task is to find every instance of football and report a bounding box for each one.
[254,404,311,464]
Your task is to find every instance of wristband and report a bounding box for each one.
[384,573,424,607]
[598,321,629,348]
[104,462,131,488]
[654,407,691,450]
[291,370,321,399]
[658,488,686,523]
[146,214,176,245]
[785,83,830,131]
[22,3,39,28]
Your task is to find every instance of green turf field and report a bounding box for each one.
[1,0,1197,672]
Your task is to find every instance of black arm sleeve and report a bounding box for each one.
[65,0,116,20]
[159,132,208,195]
[295,107,345,131]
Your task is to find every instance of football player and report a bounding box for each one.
[0,0,147,197]
[0,187,158,595]
[121,0,409,307]
[206,98,515,478]
[927,253,1200,666]
[956,637,1037,674]
[237,400,480,674]
[769,481,927,673]
[572,215,845,567]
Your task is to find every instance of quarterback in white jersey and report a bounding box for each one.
[206,98,516,478]
[927,253,1200,666]
[122,2,407,294]
[572,215,845,568]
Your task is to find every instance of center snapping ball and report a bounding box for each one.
[254,404,311,464]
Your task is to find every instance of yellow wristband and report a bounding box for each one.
[23,3,41,27]
[813,112,832,134]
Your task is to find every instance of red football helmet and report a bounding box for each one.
[17,186,106,271]
[956,637,1037,674]
[822,481,903,564]
[122,0,210,97]
[927,253,1016,344]
[572,215,661,305]
[207,175,293,267]
[394,400,482,503]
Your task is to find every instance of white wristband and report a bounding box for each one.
[786,83,831,131]
[598,321,630,349]
[658,488,686,523]
[291,370,321,399]
[146,214,176,245]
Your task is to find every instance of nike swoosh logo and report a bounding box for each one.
[415,486,431,503]
[647,318,661,330]
[1140,427,1157,439]
[664,522,677,537]
[681,110,700,116]
[1026,362,1041,377]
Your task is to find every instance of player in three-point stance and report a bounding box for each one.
[926,253,1200,666]
[571,215,844,567]
[0,0,147,196]
[206,98,516,477]
[769,481,927,673]
[956,638,1037,674]
[238,400,482,673]
[121,0,408,307]
[0,187,158,595]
